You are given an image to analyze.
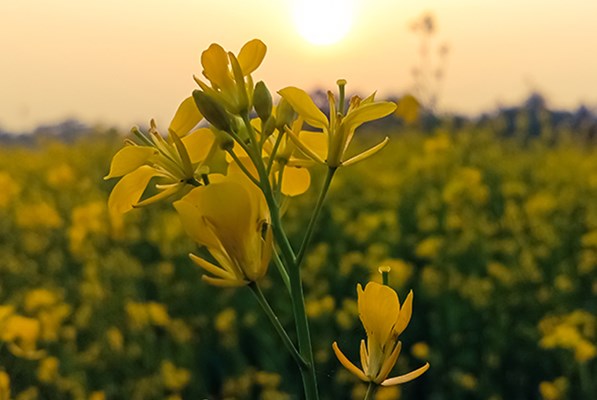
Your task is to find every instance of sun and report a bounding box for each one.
[292,0,355,46]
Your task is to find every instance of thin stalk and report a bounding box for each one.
[295,167,337,268]
[272,249,291,293]
[266,130,285,174]
[249,282,308,370]
[226,149,261,187]
[363,382,377,400]
[241,113,320,400]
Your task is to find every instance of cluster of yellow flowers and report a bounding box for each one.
[102,39,427,398]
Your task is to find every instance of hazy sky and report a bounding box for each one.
[1,0,596,132]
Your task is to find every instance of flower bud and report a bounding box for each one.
[192,90,231,132]
[275,98,296,130]
[261,115,276,138]
[253,81,273,121]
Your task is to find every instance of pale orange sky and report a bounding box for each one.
[1,0,596,132]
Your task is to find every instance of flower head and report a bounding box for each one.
[332,282,429,386]
[278,81,396,168]
[105,97,226,221]
[173,170,273,287]
[194,39,267,116]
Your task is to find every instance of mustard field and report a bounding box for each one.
[1,127,596,399]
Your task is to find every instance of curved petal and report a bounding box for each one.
[107,166,158,216]
[280,167,310,197]
[278,87,328,129]
[169,96,203,137]
[342,137,389,167]
[238,39,267,75]
[297,131,328,161]
[381,362,430,386]
[104,146,157,179]
[201,43,232,89]
[394,290,413,336]
[343,102,397,132]
[201,275,248,288]
[332,342,369,382]
[358,282,399,346]
[182,128,216,164]
[189,253,235,280]
[376,341,402,384]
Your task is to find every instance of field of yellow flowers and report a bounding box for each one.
[1,126,596,399]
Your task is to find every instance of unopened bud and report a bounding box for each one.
[275,98,296,130]
[192,90,231,132]
[262,115,276,138]
[253,81,273,121]
[210,127,235,151]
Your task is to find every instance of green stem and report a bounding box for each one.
[226,149,261,187]
[295,167,337,268]
[364,382,377,400]
[241,113,319,400]
[272,249,291,293]
[249,282,308,370]
[266,129,285,175]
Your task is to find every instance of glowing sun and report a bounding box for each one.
[292,0,355,46]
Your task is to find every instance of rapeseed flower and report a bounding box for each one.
[332,282,429,386]
[173,170,273,287]
[105,97,226,218]
[194,39,267,116]
[278,82,396,168]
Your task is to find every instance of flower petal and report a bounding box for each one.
[104,146,157,179]
[238,39,267,76]
[381,362,430,386]
[201,275,248,288]
[169,96,203,137]
[201,43,231,88]
[332,342,369,382]
[280,167,310,197]
[181,128,216,164]
[394,290,413,336]
[278,87,329,129]
[189,253,236,280]
[107,165,158,216]
[358,282,400,346]
[343,102,397,132]
[297,131,328,161]
[285,127,326,165]
[342,137,389,167]
[376,341,402,384]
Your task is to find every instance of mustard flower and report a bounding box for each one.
[173,170,273,287]
[194,39,267,116]
[278,84,396,168]
[332,282,429,386]
[105,97,226,219]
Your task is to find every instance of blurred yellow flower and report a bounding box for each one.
[332,282,429,386]
[0,371,9,400]
[160,361,191,392]
[0,171,20,208]
[174,174,273,287]
[37,356,60,383]
[279,83,395,168]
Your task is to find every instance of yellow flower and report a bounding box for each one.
[332,282,429,386]
[173,173,273,287]
[0,371,9,400]
[278,83,396,168]
[194,39,267,115]
[105,97,226,219]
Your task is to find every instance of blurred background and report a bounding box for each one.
[1,1,596,399]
